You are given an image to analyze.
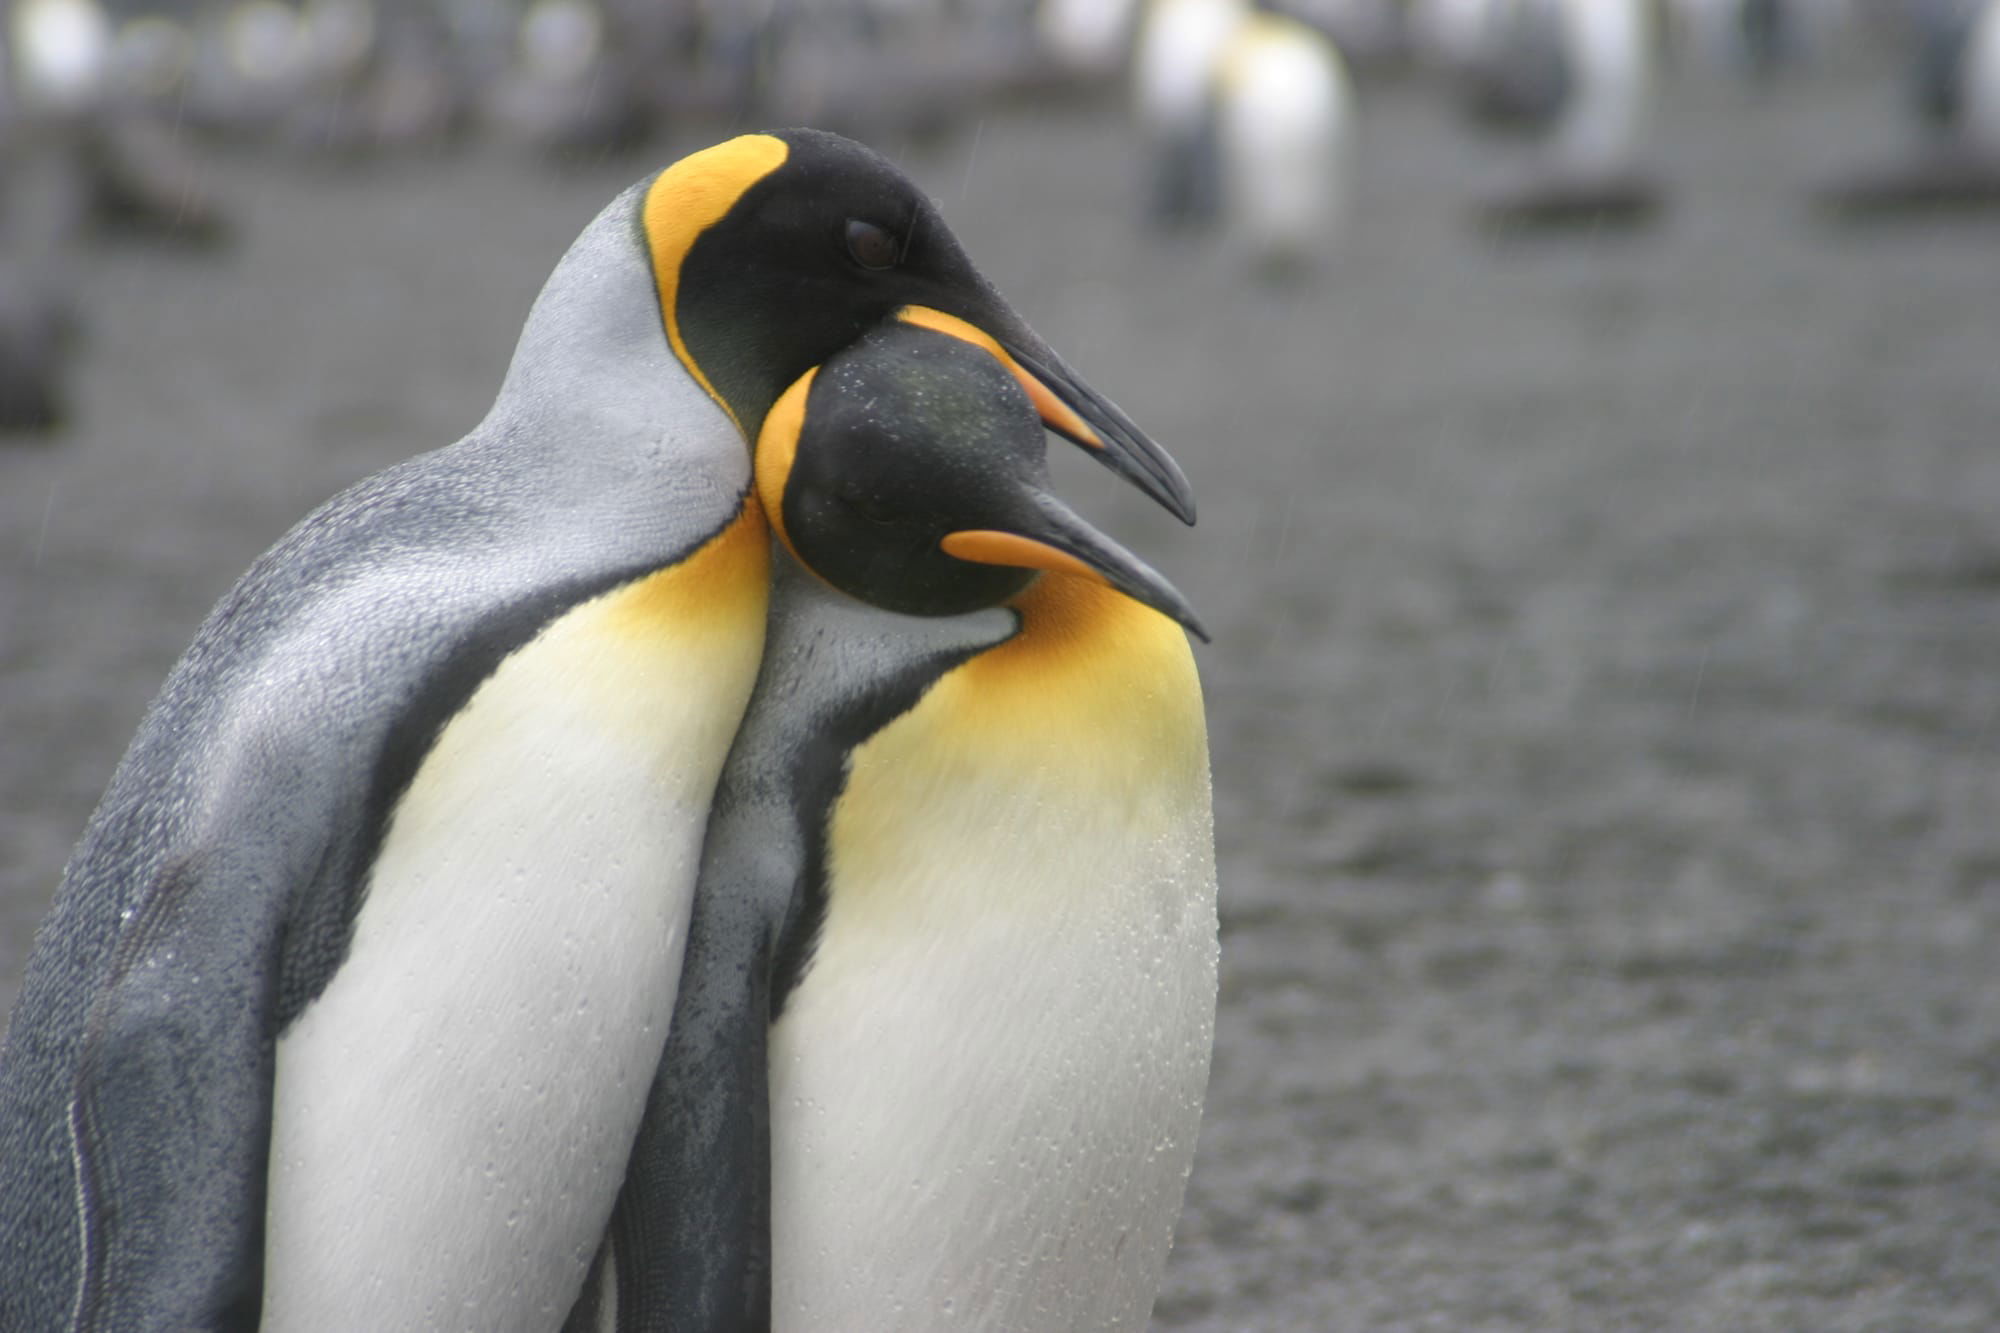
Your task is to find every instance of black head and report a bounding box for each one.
[640,129,1196,523]
[755,323,1207,638]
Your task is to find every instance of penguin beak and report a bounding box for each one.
[940,488,1210,643]
[895,305,1198,526]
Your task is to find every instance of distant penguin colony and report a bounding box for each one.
[0,130,1216,1329]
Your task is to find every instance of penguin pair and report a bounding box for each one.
[581,316,1217,1330]
[0,129,1216,1330]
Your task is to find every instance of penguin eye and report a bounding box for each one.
[844,219,901,271]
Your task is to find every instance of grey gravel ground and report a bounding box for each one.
[4,59,1999,1332]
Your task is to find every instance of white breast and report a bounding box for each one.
[768,603,1218,1332]
[262,522,767,1331]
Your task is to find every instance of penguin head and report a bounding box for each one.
[642,128,1197,524]
[755,322,1208,641]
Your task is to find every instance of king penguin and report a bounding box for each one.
[0,129,1195,1330]
[1814,0,2000,216]
[1913,0,2000,158]
[582,319,1216,1330]
[1212,8,1354,274]
[1455,0,1664,231]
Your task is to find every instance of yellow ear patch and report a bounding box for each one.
[755,366,817,564]
[895,306,1103,449]
[642,134,791,435]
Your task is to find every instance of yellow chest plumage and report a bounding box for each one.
[831,575,1210,919]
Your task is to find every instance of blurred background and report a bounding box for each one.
[3,0,2000,1327]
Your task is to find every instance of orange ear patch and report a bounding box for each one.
[754,367,817,564]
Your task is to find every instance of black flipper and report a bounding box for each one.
[607,868,778,1331]
[67,849,280,1332]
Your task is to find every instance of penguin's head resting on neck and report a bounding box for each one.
[754,321,1208,640]
[643,129,1198,526]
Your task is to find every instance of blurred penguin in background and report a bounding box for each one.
[1282,0,1403,66]
[1421,0,1570,129]
[1134,0,1352,273]
[278,0,471,157]
[0,174,78,435]
[1213,6,1353,275]
[487,0,655,156]
[184,0,314,143]
[1815,0,2000,214]
[0,0,91,432]
[1670,0,1790,79]
[1134,0,1243,227]
[0,257,74,433]
[8,0,107,124]
[10,0,227,244]
[1545,0,1652,179]
[1667,0,1854,81]
[1913,0,2000,155]
[1037,0,1143,78]
[1425,0,1663,229]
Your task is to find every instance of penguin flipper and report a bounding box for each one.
[598,870,778,1332]
[587,562,1019,1330]
[67,846,286,1331]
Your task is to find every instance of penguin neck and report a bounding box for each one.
[483,181,744,486]
[812,566,1210,949]
[939,572,1208,784]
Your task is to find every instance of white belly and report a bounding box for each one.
[262,532,766,1331]
[769,747,1218,1331]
